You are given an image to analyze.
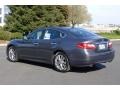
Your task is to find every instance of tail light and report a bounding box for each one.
[77,42,96,49]
[108,41,112,48]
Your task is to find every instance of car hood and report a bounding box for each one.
[9,39,23,44]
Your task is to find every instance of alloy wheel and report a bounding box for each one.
[54,53,70,72]
[8,47,17,62]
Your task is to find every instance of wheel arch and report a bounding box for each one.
[7,44,15,50]
[6,44,16,55]
[51,49,70,65]
[53,50,67,55]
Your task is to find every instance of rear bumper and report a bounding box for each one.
[69,50,115,67]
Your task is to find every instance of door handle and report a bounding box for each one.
[33,42,39,45]
[51,42,57,45]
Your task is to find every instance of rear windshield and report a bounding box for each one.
[69,28,97,37]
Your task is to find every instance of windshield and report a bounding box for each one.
[69,28,98,38]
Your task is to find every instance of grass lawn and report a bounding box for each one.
[99,33,120,39]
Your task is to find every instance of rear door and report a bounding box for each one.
[36,29,62,62]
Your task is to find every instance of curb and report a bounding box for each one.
[0,44,7,46]
[110,39,120,41]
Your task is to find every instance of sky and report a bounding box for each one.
[87,5,120,24]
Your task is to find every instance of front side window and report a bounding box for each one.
[43,29,63,40]
[28,30,43,40]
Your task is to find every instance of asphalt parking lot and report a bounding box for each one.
[0,41,120,85]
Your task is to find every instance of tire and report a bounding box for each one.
[91,64,98,68]
[53,52,71,72]
[7,46,19,62]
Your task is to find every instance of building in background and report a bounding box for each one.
[73,23,120,33]
[0,5,5,26]
[0,5,9,27]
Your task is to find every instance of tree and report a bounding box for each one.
[4,5,69,33]
[68,5,91,27]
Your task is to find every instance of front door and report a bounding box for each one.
[19,29,44,60]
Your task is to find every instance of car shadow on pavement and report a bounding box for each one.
[19,60,106,73]
[71,63,106,73]
[19,60,54,70]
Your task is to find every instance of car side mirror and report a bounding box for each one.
[23,31,30,40]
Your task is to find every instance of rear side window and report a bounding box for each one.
[69,28,97,37]
[44,29,64,40]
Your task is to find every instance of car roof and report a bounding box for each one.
[35,27,86,34]
[46,27,84,31]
